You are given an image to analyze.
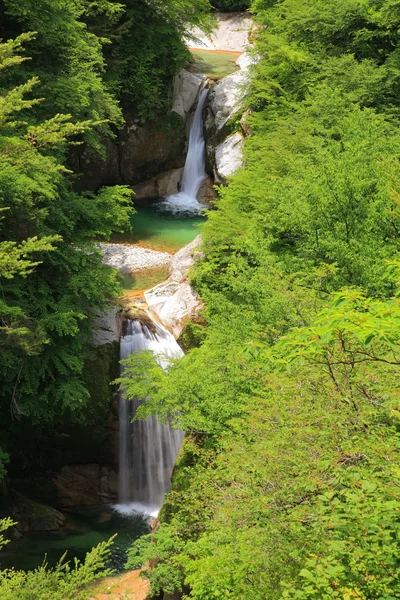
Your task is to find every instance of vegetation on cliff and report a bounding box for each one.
[0,0,212,594]
[120,0,400,597]
[0,0,212,483]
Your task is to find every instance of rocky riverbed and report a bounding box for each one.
[99,243,172,272]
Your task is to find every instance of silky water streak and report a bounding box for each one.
[160,85,209,215]
[116,320,184,517]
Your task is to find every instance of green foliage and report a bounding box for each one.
[0,34,133,477]
[211,0,250,11]
[98,0,212,120]
[0,518,115,599]
[121,0,400,598]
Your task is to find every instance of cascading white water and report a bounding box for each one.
[115,320,184,517]
[159,85,209,215]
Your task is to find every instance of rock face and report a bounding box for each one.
[215,132,244,183]
[172,71,205,120]
[99,243,172,273]
[206,69,249,136]
[9,492,66,532]
[197,175,217,205]
[132,167,184,200]
[145,236,203,337]
[54,464,118,509]
[70,110,186,191]
[204,47,257,184]
[187,12,253,52]
[169,235,204,281]
[94,308,122,346]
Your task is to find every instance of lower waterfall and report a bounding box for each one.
[116,320,184,517]
[160,85,209,215]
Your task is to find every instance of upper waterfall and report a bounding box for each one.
[160,86,209,215]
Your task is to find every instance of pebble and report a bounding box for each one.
[98,243,172,272]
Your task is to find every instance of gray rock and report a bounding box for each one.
[215,132,244,183]
[187,12,254,52]
[9,492,66,532]
[70,110,186,191]
[145,236,203,337]
[54,464,118,509]
[169,235,203,282]
[172,71,205,121]
[208,69,249,133]
[94,308,122,346]
[236,48,259,70]
[145,282,201,339]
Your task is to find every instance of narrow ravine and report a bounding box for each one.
[1,13,253,592]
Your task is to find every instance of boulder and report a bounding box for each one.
[169,235,203,282]
[94,308,122,346]
[215,132,244,183]
[132,167,184,200]
[145,283,201,338]
[54,465,118,509]
[9,492,66,532]
[206,69,249,135]
[145,237,203,337]
[197,176,217,206]
[236,49,259,70]
[187,12,254,52]
[172,71,205,121]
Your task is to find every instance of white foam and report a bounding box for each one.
[113,502,160,519]
[158,192,205,216]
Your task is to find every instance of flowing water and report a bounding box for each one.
[116,320,184,517]
[160,86,209,215]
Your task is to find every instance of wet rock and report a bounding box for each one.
[94,308,122,346]
[99,243,172,273]
[172,71,205,121]
[197,176,216,205]
[120,307,156,333]
[215,132,244,183]
[132,167,184,200]
[145,283,201,338]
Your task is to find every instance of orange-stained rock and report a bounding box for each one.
[90,569,150,600]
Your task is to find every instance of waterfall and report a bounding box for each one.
[160,86,209,215]
[116,320,184,517]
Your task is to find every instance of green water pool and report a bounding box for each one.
[189,48,242,78]
[0,507,149,573]
[113,197,206,253]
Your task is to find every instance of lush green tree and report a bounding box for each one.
[0,34,132,475]
[0,518,114,599]
[121,1,400,598]
[211,0,250,11]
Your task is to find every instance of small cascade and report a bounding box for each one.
[160,85,209,215]
[116,319,184,517]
